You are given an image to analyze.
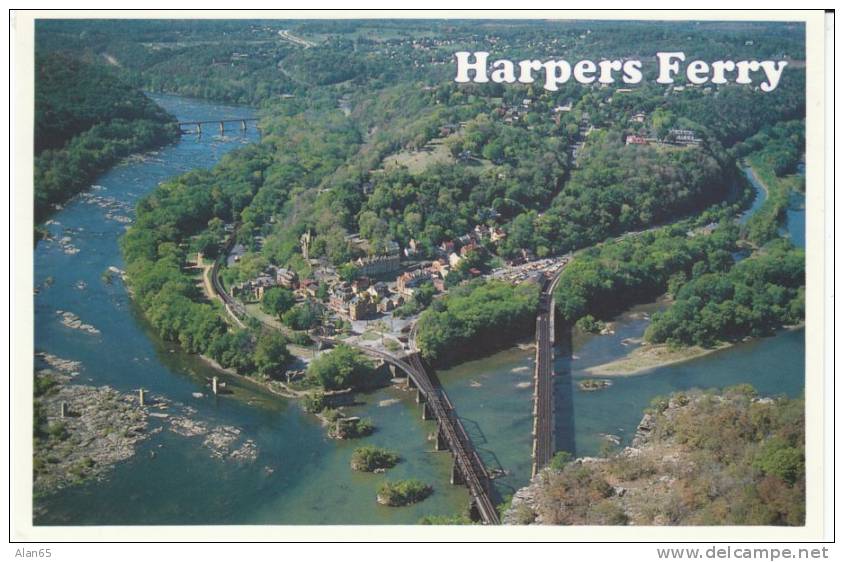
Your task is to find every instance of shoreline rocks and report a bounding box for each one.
[56,311,100,335]
[578,378,613,392]
[33,366,150,496]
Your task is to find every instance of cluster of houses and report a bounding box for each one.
[231,266,300,302]
[327,277,404,320]
[229,217,531,325]
[353,252,401,277]
[325,232,493,321]
[494,100,534,125]
[625,127,702,147]
[405,223,506,264]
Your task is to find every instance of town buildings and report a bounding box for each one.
[354,253,401,276]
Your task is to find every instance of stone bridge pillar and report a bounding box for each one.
[421,401,433,420]
[450,458,464,485]
[468,500,481,522]
[435,426,448,451]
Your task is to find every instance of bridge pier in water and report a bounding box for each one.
[421,401,433,420]
[450,459,464,485]
[468,501,481,522]
[434,426,448,451]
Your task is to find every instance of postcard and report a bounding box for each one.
[9,9,832,546]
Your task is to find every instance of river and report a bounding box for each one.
[34,94,468,525]
[438,165,806,501]
[33,93,806,523]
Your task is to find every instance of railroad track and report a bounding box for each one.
[207,248,500,524]
[532,267,566,476]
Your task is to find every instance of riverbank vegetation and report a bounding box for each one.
[350,446,400,472]
[554,221,741,324]
[376,479,433,506]
[120,144,295,381]
[34,53,178,222]
[416,280,539,366]
[418,514,474,525]
[734,120,806,245]
[306,345,378,391]
[645,241,804,347]
[506,387,804,525]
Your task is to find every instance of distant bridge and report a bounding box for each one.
[178,118,259,135]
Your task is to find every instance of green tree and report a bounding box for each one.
[261,287,296,318]
[254,331,291,379]
[307,344,375,390]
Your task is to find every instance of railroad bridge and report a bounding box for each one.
[531,267,565,477]
[209,235,500,524]
[178,118,259,135]
[322,342,501,525]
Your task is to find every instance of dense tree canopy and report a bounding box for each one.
[416,280,539,366]
[645,241,804,347]
[34,53,178,221]
[306,344,376,391]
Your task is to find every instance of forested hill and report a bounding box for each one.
[35,53,173,153]
[34,53,179,223]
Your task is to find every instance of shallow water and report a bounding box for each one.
[34,94,467,525]
[438,170,805,493]
[33,94,807,523]
[438,321,804,495]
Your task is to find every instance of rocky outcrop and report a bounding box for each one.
[504,389,805,526]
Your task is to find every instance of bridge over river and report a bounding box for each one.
[532,266,566,477]
[208,236,500,524]
[178,118,259,135]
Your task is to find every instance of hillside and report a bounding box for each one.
[34,53,178,222]
[504,387,804,525]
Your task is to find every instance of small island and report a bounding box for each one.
[350,446,400,472]
[376,479,433,507]
[328,415,375,440]
[578,378,613,391]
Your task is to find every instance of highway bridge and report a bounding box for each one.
[178,118,259,135]
[531,267,566,477]
[208,237,500,524]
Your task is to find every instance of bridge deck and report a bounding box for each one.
[532,269,565,477]
[178,118,259,126]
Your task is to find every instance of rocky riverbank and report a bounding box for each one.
[504,388,805,525]
[33,354,150,496]
[33,353,260,499]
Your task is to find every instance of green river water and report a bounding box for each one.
[33,94,804,524]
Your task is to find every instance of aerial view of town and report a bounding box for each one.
[30,17,807,527]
